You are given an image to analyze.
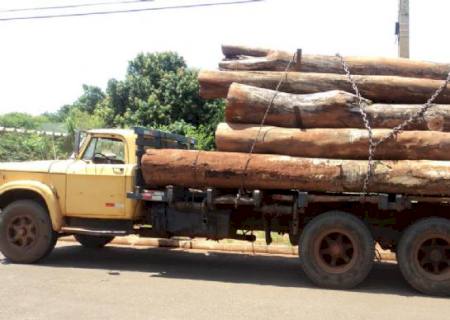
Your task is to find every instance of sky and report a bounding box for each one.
[0,0,449,115]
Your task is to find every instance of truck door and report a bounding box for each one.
[65,136,127,218]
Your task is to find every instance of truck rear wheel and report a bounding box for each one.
[397,217,450,296]
[299,211,374,289]
[0,200,57,263]
[74,234,114,248]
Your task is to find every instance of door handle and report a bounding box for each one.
[113,167,124,174]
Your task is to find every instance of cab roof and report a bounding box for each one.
[87,128,135,137]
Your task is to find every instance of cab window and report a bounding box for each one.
[82,137,125,164]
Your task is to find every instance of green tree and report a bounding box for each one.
[0,113,48,129]
[63,107,107,152]
[74,85,106,114]
[0,133,68,162]
[55,51,225,150]
[65,108,106,135]
[0,113,72,161]
[103,52,225,149]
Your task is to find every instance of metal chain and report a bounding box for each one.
[374,71,450,147]
[239,52,297,194]
[336,53,450,195]
[336,53,375,194]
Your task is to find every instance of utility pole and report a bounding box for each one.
[397,0,410,58]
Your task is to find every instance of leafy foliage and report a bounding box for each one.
[65,108,106,135]
[0,113,48,129]
[61,51,225,150]
[0,133,68,162]
[0,113,70,161]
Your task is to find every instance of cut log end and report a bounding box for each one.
[424,113,445,131]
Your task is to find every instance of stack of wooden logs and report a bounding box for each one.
[142,45,450,196]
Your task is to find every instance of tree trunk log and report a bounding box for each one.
[225,83,450,131]
[141,149,450,196]
[220,45,450,80]
[222,44,270,58]
[215,123,450,160]
[198,70,450,104]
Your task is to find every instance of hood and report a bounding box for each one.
[0,159,75,174]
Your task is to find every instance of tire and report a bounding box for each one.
[397,217,450,296]
[0,200,57,263]
[74,234,114,248]
[299,211,374,289]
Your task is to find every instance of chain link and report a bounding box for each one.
[336,54,375,195]
[374,71,450,147]
[336,53,450,196]
[239,52,297,194]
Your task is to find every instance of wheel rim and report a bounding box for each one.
[415,234,450,281]
[314,229,358,274]
[6,215,38,249]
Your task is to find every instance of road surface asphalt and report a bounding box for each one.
[0,242,448,320]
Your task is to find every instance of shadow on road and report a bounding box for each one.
[1,242,420,297]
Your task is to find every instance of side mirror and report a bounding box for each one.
[73,130,82,157]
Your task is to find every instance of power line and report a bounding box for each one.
[0,0,263,22]
[0,0,154,13]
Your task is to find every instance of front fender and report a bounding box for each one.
[0,180,64,231]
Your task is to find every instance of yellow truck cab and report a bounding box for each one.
[0,127,449,296]
[0,127,193,261]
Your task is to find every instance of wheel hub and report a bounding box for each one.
[7,215,37,248]
[417,237,449,276]
[315,230,356,273]
[430,249,443,263]
[330,243,343,257]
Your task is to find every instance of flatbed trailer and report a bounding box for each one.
[129,128,450,295]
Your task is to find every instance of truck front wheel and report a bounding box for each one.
[299,211,374,289]
[397,217,450,296]
[74,234,114,248]
[0,200,57,263]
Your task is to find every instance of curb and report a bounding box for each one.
[60,236,397,261]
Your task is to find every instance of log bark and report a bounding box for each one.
[222,45,270,58]
[225,83,450,131]
[198,70,450,104]
[220,45,450,80]
[215,123,450,160]
[141,149,450,196]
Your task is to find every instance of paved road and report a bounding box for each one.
[0,242,448,320]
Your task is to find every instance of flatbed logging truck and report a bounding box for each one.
[0,127,449,296]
